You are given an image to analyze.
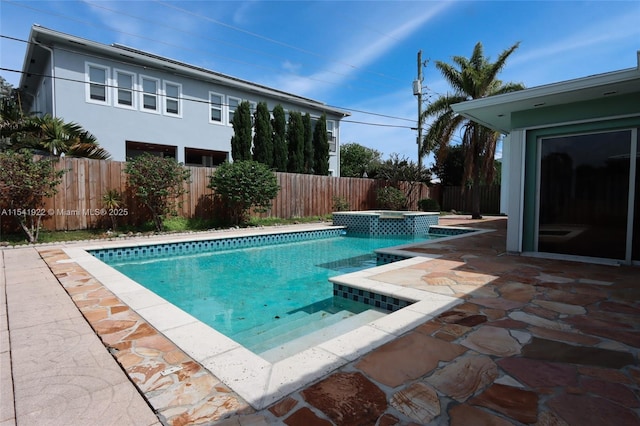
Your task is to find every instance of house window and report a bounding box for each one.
[164,81,181,117]
[86,63,109,104]
[249,101,257,124]
[228,96,240,124]
[126,141,176,160]
[327,120,337,152]
[114,70,135,108]
[209,92,223,124]
[140,75,160,113]
[185,147,228,167]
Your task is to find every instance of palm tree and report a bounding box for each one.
[1,106,110,159]
[422,42,524,219]
[28,115,111,160]
[102,189,123,231]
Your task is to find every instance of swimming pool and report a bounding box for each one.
[101,232,438,356]
[68,224,471,408]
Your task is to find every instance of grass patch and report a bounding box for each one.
[0,214,334,246]
[0,229,107,245]
[247,215,332,227]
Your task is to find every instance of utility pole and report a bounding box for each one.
[413,50,424,170]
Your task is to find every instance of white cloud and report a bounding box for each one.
[282,60,302,73]
[270,2,455,99]
[232,0,258,26]
[512,10,640,67]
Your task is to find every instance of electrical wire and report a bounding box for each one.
[154,0,405,83]
[84,0,399,89]
[3,0,404,94]
[0,67,416,130]
[0,34,417,124]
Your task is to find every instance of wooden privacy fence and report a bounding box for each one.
[440,185,501,214]
[28,158,439,231]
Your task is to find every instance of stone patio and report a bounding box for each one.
[2,217,639,425]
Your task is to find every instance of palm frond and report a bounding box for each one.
[435,61,465,94]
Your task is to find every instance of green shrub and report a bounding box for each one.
[332,196,350,212]
[0,151,65,243]
[125,154,191,232]
[418,198,440,212]
[376,186,407,210]
[208,160,280,225]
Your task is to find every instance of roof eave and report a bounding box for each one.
[24,25,351,118]
[452,67,639,114]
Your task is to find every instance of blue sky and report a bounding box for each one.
[1,1,638,167]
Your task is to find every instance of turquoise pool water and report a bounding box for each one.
[106,233,434,353]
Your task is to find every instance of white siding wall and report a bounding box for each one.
[49,48,343,172]
[506,129,526,253]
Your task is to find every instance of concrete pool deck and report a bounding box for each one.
[2,217,640,425]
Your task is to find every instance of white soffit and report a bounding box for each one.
[452,66,640,134]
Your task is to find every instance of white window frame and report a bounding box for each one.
[113,69,136,109]
[228,96,241,125]
[209,92,224,125]
[249,101,257,125]
[163,80,182,118]
[85,62,110,105]
[139,75,160,114]
[327,120,337,152]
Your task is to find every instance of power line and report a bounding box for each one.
[1,1,293,77]
[84,0,399,89]
[341,119,413,129]
[155,0,405,83]
[0,34,415,123]
[3,0,403,94]
[0,66,414,130]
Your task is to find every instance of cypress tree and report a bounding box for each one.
[286,111,305,173]
[312,113,329,175]
[272,104,288,172]
[230,100,252,161]
[303,113,313,173]
[252,102,273,167]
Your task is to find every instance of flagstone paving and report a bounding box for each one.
[2,217,640,425]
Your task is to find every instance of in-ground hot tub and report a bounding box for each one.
[332,210,439,236]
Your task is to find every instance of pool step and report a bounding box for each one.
[259,309,388,362]
[236,309,354,352]
[231,310,312,344]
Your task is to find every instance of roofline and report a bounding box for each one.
[452,65,640,114]
[21,25,351,117]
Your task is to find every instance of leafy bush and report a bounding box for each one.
[125,154,191,232]
[332,196,350,212]
[0,151,65,242]
[418,198,440,212]
[376,186,407,210]
[208,160,280,225]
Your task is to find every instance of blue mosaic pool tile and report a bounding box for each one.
[332,212,439,236]
[90,229,342,262]
[428,226,478,236]
[376,252,409,265]
[333,283,412,312]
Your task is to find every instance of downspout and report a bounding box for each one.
[34,39,56,119]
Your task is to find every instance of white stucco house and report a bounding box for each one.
[453,52,640,265]
[18,25,349,175]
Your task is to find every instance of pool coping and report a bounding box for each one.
[57,224,477,410]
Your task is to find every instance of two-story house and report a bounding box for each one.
[18,25,349,175]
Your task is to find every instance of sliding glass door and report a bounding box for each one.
[537,129,636,261]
